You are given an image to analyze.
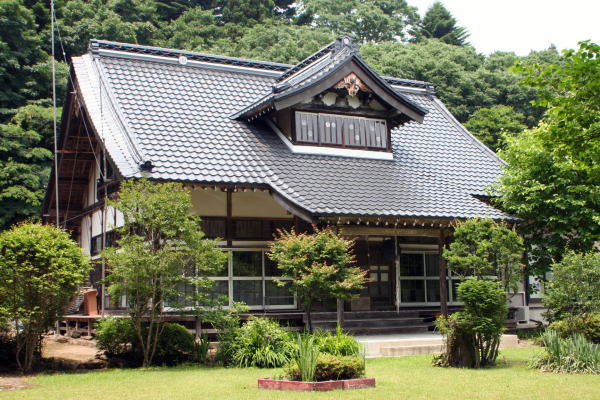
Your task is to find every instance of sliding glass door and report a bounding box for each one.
[399,251,459,305]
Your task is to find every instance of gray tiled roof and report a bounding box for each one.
[73,40,509,220]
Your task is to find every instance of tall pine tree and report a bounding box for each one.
[411,1,469,46]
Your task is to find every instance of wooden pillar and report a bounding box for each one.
[438,229,448,316]
[195,317,201,340]
[226,189,232,246]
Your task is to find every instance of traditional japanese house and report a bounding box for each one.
[43,36,528,334]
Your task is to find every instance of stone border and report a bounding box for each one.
[258,378,375,391]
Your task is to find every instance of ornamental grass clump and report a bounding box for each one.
[532,330,600,374]
[294,335,320,381]
[231,317,296,368]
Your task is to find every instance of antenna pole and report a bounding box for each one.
[51,0,59,227]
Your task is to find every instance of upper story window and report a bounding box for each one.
[294,112,388,150]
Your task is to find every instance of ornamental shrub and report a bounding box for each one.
[153,323,196,366]
[268,228,367,331]
[443,218,524,293]
[549,313,600,344]
[97,318,197,366]
[543,252,600,321]
[96,317,136,356]
[313,325,362,357]
[286,354,365,381]
[231,317,296,368]
[532,329,600,374]
[212,307,244,365]
[434,279,507,368]
[0,222,90,373]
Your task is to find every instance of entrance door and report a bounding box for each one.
[368,264,392,306]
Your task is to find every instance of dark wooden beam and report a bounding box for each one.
[226,189,232,247]
[58,177,88,185]
[58,153,96,161]
[57,149,95,154]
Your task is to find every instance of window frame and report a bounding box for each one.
[293,111,391,152]
[212,248,296,311]
[399,250,461,306]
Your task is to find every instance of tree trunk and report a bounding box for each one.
[336,299,344,328]
[305,301,313,333]
[15,323,38,374]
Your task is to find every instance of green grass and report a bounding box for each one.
[3,348,600,400]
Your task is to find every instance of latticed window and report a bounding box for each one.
[294,111,388,150]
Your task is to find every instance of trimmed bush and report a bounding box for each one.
[313,326,362,357]
[96,318,197,366]
[549,313,600,344]
[96,317,136,356]
[231,317,296,368]
[286,354,365,381]
[532,329,600,374]
[153,323,196,366]
[434,279,507,368]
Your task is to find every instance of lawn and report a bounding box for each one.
[2,347,599,400]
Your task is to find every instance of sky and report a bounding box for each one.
[409,0,600,55]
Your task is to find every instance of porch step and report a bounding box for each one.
[311,317,427,329]
[342,325,430,336]
[358,334,521,358]
[310,310,422,321]
[309,310,434,335]
[381,344,444,357]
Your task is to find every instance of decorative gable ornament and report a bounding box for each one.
[334,73,371,97]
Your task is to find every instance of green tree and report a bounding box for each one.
[58,0,157,56]
[157,8,233,51]
[464,105,526,152]
[497,41,600,273]
[411,1,469,46]
[0,0,47,116]
[0,120,53,230]
[435,279,507,368]
[206,22,334,64]
[220,0,275,25]
[443,218,524,293]
[361,39,490,122]
[0,222,89,373]
[362,40,560,125]
[102,179,226,367]
[300,0,419,43]
[543,252,600,321]
[267,227,367,331]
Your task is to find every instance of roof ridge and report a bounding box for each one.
[274,41,337,83]
[89,39,435,90]
[90,39,293,72]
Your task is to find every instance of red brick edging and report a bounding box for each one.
[258,378,376,391]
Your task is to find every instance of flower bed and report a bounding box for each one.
[258,378,376,391]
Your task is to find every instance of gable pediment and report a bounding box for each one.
[234,36,427,125]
